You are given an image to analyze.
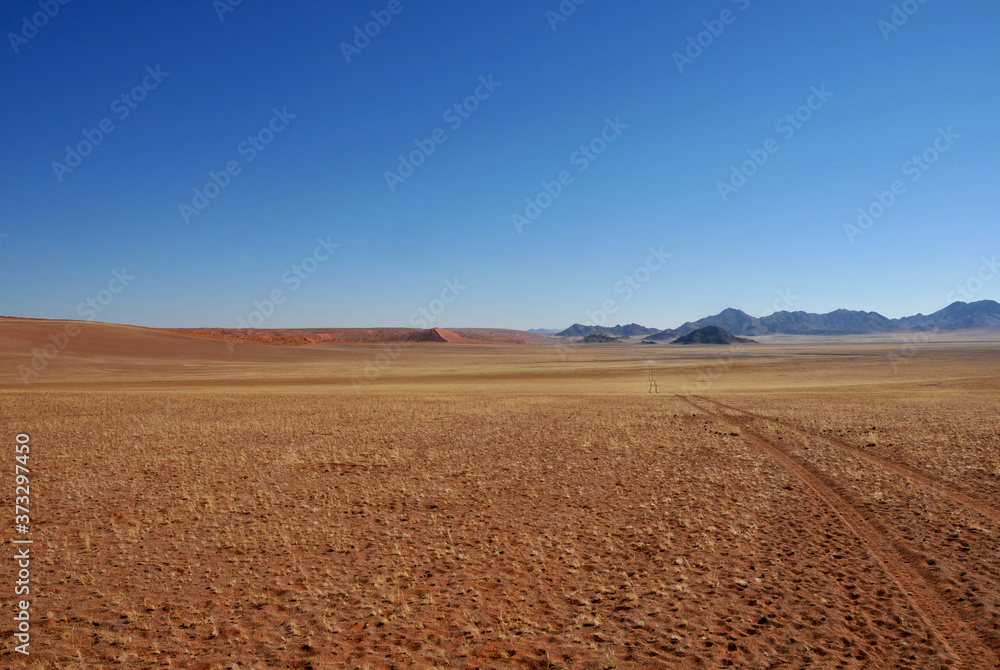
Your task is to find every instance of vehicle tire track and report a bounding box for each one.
[692,394,1000,527]
[678,395,999,667]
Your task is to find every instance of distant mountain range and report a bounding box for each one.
[558,323,662,338]
[555,300,1000,338]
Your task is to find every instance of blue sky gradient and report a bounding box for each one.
[2,0,998,329]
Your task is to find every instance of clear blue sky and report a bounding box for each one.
[2,0,997,329]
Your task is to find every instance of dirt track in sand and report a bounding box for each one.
[680,395,999,667]
[691,395,1000,526]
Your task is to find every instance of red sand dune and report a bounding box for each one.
[165,326,549,345]
[0,317,554,387]
[0,318,548,389]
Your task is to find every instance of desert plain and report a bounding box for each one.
[2,319,1000,669]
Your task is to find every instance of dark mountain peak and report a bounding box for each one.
[824,307,887,317]
[579,333,620,343]
[941,299,1000,312]
[674,307,764,337]
[556,323,595,337]
[671,326,756,345]
[909,299,1000,330]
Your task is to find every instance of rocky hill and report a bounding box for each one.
[670,326,756,345]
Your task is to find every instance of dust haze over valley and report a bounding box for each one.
[3,1,1000,669]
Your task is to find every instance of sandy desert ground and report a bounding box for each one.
[2,318,999,668]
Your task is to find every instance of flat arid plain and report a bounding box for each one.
[3,319,1000,669]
